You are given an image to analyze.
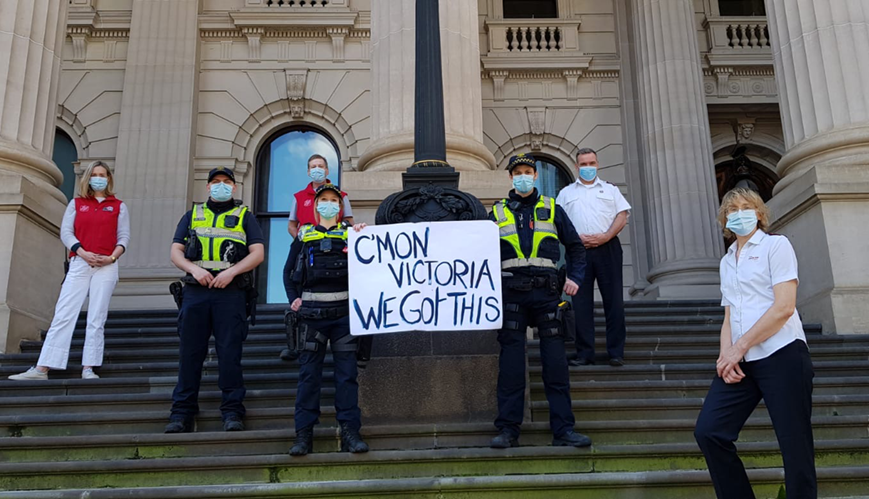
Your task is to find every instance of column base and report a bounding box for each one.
[769,163,869,334]
[643,258,722,300]
[0,174,66,353]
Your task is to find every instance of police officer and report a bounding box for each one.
[284,184,369,456]
[556,148,631,367]
[489,154,591,449]
[165,168,265,433]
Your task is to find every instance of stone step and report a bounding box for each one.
[1,467,865,499]
[9,341,867,370]
[0,360,865,399]
[540,376,869,400]
[0,396,866,442]
[531,394,869,421]
[0,442,866,494]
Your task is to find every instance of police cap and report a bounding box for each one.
[207,167,236,183]
[507,153,537,172]
[315,183,342,199]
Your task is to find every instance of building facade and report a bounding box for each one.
[0,0,866,353]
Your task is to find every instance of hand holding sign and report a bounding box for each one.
[348,221,503,336]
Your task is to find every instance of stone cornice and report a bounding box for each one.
[229,9,358,28]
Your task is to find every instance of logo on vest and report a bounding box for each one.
[80,205,90,212]
[304,200,312,207]
[102,206,114,212]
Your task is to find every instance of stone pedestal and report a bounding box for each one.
[764,0,869,333]
[629,0,724,299]
[0,0,70,352]
[110,0,200,309]
[359,0,496,172]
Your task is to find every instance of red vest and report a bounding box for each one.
[293,181,347,226]
[71,196,122,257]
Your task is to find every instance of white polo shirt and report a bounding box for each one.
[556,178,631,235]
[720,230,806,362]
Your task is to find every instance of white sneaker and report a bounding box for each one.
[8,367,48,381]
[81,368,100,380]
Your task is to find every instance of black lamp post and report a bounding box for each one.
[374,0,487,224]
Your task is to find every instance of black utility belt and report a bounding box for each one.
[181,272,253,290]
[299,305,349,320]
[503,273,557,292]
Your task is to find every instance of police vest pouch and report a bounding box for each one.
[557,301,576,342]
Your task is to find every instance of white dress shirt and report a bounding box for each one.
[720,230,806,362]
[556,177,631,235]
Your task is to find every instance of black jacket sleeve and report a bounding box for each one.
[555,205,586,286]
[242,212,265,246]
[172,211,192,245]
[283,237,304,303]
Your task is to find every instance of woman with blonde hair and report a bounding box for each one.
[694,187,816,498]
[9,161,130,381]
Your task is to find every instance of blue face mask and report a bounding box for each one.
[316,200,341,220]
[578,167,597,182]
[726,209,758,236]
[309,167,326,183]
[210,182,234,202]
[89,177,109,192]
[512,174,535,194]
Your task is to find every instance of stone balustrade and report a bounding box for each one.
[245,0,340,7]
[485,19,580,56]
[705,16,772,55]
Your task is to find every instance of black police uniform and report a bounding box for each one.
[168,198,264,429]
[283,222,367,455]
[489,187,588,445]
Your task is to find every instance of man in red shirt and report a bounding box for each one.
[288,154,354,237]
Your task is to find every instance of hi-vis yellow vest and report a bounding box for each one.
[492,196,558,270]
[191,204,248,271]
[299,224,349,243]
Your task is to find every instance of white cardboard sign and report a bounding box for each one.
[348,221,503,336]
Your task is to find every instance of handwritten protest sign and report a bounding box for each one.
[348,221,503,336]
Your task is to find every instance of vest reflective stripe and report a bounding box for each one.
[191,204,248,271]
[501,257,558,270]
[302,291,349,302]
[300,224,348,243]
[493,196,559,263]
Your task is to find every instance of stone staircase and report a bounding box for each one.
[0,301,868,498]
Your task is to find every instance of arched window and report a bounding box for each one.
[52,129,78,200]
[532,155,572,198]
[718,0,766,16]
[255,127,341,304]
[504,0,558,18]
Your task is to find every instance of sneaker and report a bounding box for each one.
[81,368,100,379]
[8,367,48,381]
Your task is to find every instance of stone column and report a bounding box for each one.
[0,0,69,352]
[630,0,724,298]
[764,0,869,333]
[110,0,200,308]
[358,0,495,172]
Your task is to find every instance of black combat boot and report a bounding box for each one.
[164,418,194,434]
[290,428,314,456]
[490,430,519,448]
[340,424,369,453]
[552,430,592,448]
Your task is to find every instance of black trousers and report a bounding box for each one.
[572,236,626,361]
[171,285,248,420]
[694,340,817,499]
[495,285,574,438]
[294,315,361,433]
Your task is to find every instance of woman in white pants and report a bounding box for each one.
[9,161,130,381]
